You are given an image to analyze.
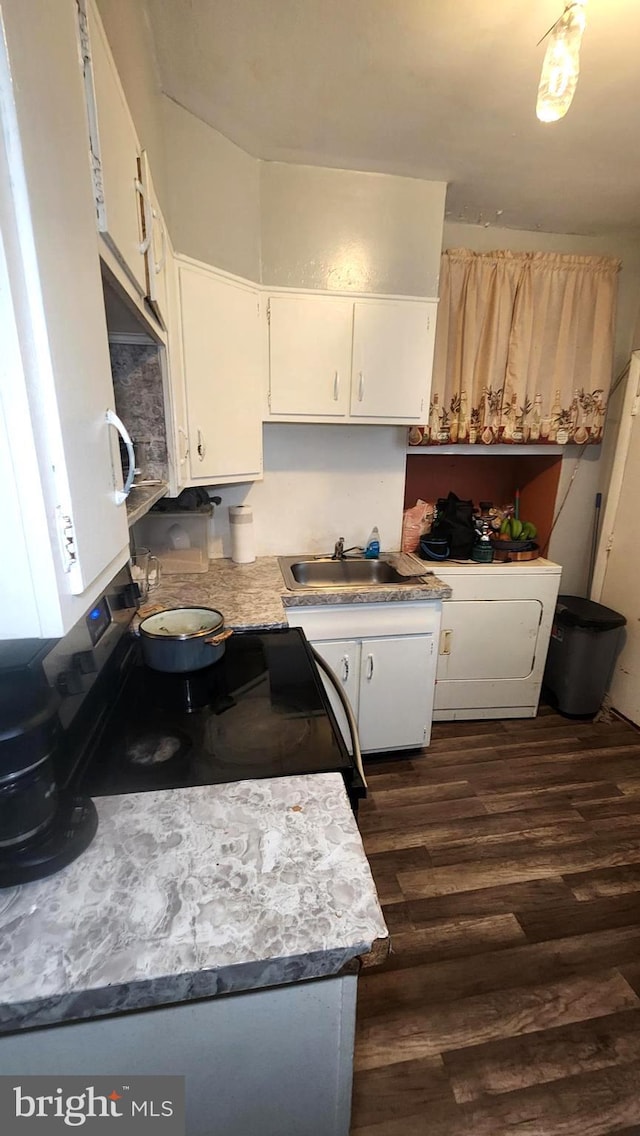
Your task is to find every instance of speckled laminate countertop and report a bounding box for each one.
[144,553,450,629]
[0,774,388,1035]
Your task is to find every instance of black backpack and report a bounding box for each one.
[429,492,476,560]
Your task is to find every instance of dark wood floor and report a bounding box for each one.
[351,706,640,1136]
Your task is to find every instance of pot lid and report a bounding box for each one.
[139,607,224,641]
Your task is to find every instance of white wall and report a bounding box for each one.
[161,97,262,281]
[261,162,445,296]
[207,424,407,558]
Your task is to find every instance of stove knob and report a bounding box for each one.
[120,583,141,609]
[73,651,96,674]
[56,669,84,697]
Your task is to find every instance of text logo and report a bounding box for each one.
[0,1077,185,1135]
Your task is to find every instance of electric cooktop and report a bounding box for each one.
[72,628,365,807]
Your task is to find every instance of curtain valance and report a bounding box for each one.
[409,249,621,447]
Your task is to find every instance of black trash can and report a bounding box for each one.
[543,595,626,718]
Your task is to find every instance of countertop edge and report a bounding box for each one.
[0,939,387,1036]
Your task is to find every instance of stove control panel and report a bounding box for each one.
[85,597,111,646]
[43,565,138,728]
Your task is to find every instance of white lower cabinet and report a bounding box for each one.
[0,975,357,1136]
[286,603,441,754]
[311,639,362,751]
[432,561,562,720]
[356,635,438,752]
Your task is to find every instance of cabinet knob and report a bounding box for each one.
[365,653,374,680]
[341,656,349,682]
[358,371,365,402]
[56,669,84,697]
[197,429,206,461]
[333,371,340,401]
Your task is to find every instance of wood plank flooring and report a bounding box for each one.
[351,706,640,1136]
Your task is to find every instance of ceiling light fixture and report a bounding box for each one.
[536,0,587,123]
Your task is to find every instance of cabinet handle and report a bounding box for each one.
[341,656,349,682]
[358,371,364,402]
[333,371,340,401]
[106,409,136,504]
[365,653,374,680]
[439,629,452,655]
[135,177,152,255]
[154,212,166,274]
[197,429,206,461]
[178,425,189,463]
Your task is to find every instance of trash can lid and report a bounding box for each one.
[556,595,626,631]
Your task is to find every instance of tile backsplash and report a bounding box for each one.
[109,343,168,482]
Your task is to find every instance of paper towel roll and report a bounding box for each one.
[229,505,255,564]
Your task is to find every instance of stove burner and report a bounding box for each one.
[205,695,312,765]
[123,730,191,769]
[152,668,218,715]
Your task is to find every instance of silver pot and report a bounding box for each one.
[139,607,232,673]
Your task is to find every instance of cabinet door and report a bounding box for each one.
[350,300,435,420]
[358,635,436,752]
[165,250,189,494]
[268,294,353,417]
[435,599,543,710]
[80,1,146,296]
[139,151,168,329]
[0,0,130,635]
[310,639,361,755]
[180,265,263,483]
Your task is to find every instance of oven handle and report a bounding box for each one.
[310,646,367,790]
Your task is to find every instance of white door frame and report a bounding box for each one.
[591,350,640,601]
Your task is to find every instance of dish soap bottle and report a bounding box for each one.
[364,526,380,559]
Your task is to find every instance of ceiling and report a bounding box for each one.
[146,0,640,237]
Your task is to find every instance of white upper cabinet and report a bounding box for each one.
[268,294,353,416]
[165,246,190,493]
[0,0,130,639]
[350,300,435,420]
[266,291,437,424]
[179,261,263,484]
[78,0,146,297]
[139,150,169,330]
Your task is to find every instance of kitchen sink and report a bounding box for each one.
[278,555,418,591]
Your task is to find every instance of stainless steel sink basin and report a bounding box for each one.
[278,555,418,591]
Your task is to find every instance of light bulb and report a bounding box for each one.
[536,1,587,123]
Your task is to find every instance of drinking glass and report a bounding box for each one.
[130,547,161,602]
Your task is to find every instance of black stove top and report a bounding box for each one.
[71,628,364,804]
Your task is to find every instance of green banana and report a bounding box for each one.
[510,518,523,540]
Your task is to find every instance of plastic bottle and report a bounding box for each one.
[364,526,380,559]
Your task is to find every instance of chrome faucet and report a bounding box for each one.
[332,537,345,560]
